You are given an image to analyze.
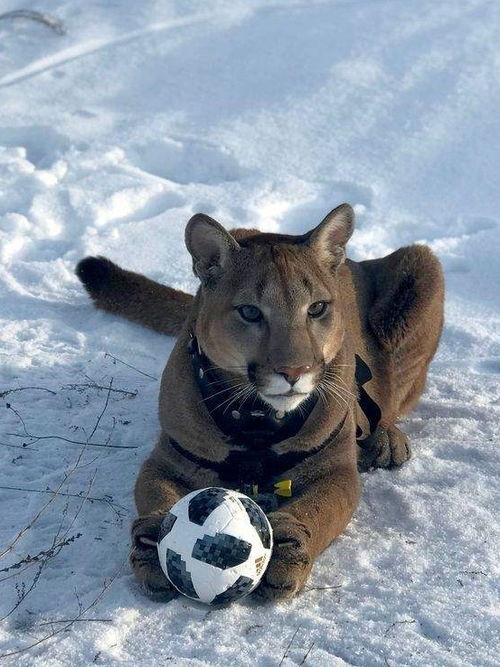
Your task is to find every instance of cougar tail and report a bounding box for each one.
[76,256,193,336]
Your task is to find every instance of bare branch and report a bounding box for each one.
[5,432,137,450]
[0,562,45,623]
[62,383,137,398]
[0,486,127,520]
[5,403,30,436]
[279,626,301,667]
[5,397,136,449]
[104,352,158,380]
[0,441,38,451]
[35,618,112,627]
[299,642,315,665]
[0,387,56,399]
[384,619,416,636]
[0,10,66,35]
[87,378,114,442]
[0,533,82,576]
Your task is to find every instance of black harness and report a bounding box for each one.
[354,354,382,440]
[169,414,346,486]
[170,335,381,498]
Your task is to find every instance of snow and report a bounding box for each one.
[0,0,499,664]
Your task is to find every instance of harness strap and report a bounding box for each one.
[355,354,382,441]
[168,412,348,486]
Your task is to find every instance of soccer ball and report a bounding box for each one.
[157,487,273,605]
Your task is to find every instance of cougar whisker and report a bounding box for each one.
[199,381,248,404]
[220,385,255,415]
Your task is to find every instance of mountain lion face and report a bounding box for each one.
[186,204,354,413]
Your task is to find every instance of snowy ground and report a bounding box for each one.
[0,0,499,664]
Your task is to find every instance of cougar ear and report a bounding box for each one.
[305,203,354,266]
[185,213,240,284]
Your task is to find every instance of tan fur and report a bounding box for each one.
[76,204,444,601]
[75,256,192,336]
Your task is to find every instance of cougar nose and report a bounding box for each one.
[275,365,312,385]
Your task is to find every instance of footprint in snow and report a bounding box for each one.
[462,217,497,236]
[128,137,247,185]
[474,358,500,375]
[102,189,186,226]
[72,109,98,119]
[0,125,70,169]
[266,179,374,236]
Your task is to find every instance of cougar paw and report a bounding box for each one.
[254,512,312,602]
[358,425,411,471]
[130,516,177,602]
[75,256,115,293]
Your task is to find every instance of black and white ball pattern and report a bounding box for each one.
[157,488,273,604]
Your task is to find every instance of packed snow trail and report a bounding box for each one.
[0,1,498,665]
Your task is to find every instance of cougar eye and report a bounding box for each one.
[308,301,329,318]
[237,305,263,323]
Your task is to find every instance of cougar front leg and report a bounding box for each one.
[131,455,187,601]
[256,463,360,601]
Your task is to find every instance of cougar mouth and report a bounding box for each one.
[259,390,312,413]
[266,390,310,398]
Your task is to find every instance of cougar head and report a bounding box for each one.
[185,204,354,414]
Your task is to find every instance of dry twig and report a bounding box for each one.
[0,533,83,576]
[5,402,136,450]
[35,618,112,627]
[63,382,137,398]
[279,626,301,667]
[104,352,158,380]
[0,10,65,35]
[0,441,38,451]
[0,387,56,399]
[0,486,126,522]
[299,642,315,665]
[5,431,136,450]
[384,619,416,636]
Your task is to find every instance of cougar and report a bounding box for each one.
[76,204,444,601]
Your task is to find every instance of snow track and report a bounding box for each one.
[0,1,498,665]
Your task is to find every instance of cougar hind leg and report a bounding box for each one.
[358,245,444,471]
[357,424,411,472]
